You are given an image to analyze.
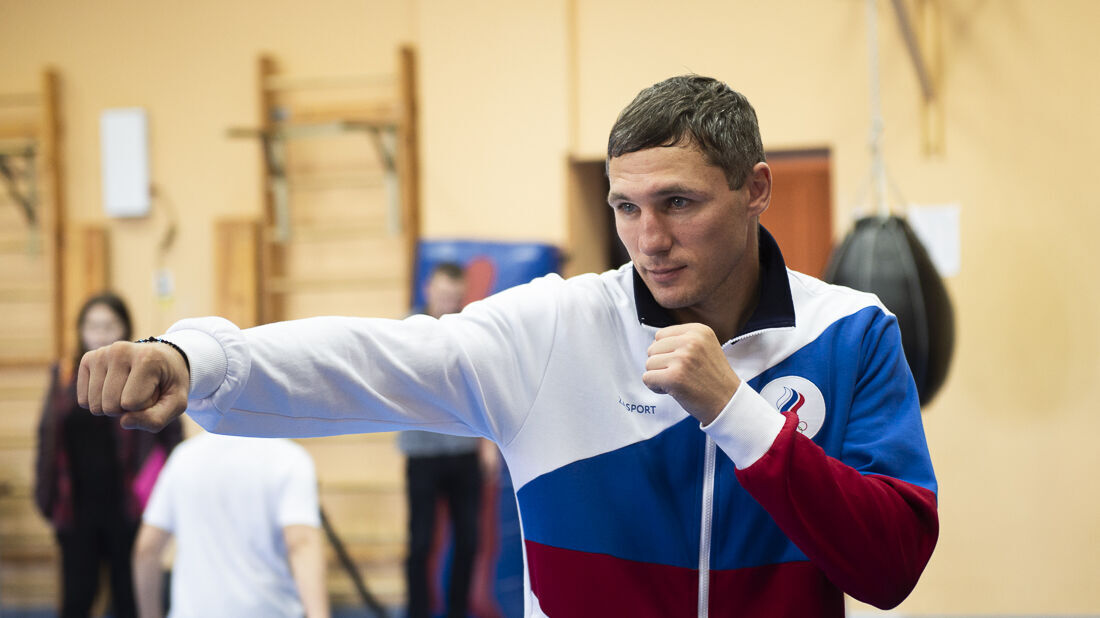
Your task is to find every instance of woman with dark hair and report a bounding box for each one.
[34,292,182,618]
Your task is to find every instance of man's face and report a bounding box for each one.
[424,273,466,318]
[608,144,767,321]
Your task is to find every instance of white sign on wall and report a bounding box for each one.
[100,107,151,218]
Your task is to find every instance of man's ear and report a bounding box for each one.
[746,162,772,217]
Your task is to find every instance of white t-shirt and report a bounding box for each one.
[143,432,320,618]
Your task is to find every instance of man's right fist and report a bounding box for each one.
[77,340,191,433]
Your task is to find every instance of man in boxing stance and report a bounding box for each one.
[80,75,938,617]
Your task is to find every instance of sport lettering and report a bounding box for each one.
[618,398,656,414]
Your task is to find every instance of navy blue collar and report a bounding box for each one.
[632,225,796,338]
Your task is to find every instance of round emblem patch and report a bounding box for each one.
[759,376,827,439]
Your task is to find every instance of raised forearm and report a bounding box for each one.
[735,413,939,608]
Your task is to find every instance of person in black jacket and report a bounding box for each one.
[34,292,182,618]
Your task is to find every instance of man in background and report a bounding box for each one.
[131,432,328,618]
[398,262,498,618]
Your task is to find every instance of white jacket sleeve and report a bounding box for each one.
[162,276,562,444]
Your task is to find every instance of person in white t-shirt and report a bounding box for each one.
[131,432,328,618]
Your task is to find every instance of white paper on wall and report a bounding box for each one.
[906,203,961,277]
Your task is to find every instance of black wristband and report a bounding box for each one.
[135,336,190,372]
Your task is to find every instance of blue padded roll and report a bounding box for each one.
[414,239,561,309]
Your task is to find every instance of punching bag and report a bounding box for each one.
[824,215,955,406]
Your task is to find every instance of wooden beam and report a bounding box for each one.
[397,46,420,306]
[39,68,64,360]
[257,54,285,324]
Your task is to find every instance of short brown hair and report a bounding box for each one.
[607,75,765,189]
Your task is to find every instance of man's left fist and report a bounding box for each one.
[643,323,741,425]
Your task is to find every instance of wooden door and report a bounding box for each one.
[760,149,833,277]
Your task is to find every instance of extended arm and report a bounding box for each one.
[132,523,172,618]
[78,276,562,441]
[284,524,330,618]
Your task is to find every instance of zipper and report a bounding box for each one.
[694,332,786,615]
[728,325,794,346]
[697,435,716,618]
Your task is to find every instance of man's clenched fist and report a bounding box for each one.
[77,340,191,432]
[643,323,740,425]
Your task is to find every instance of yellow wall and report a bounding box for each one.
[418,0,570,242]
[0,0,417,335]
[2,0,1098,613]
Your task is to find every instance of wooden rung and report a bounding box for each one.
[0,434,32,449]
[263,222,389,243]
[0,547,56,564]
[0,387,46,402]
[227,118,397,141]
[281,103,400,127]
[263,73,394,92]
[0,237,38,252]
[0,93,40,107]
[284,173,386,192]
[266,274,403,294]
[0,357,50,369]
[0,122,37,140]
[0,137,37,155]
[318,482,403,495]
[0,288,50,302]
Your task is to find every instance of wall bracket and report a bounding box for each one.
[228,121,400,242]
[0,141,37,227]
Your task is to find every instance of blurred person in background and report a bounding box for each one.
[131,432,328,618]
[398,262,500,618]
[35,291,183,618]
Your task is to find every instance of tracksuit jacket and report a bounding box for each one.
[165,227,938,617]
